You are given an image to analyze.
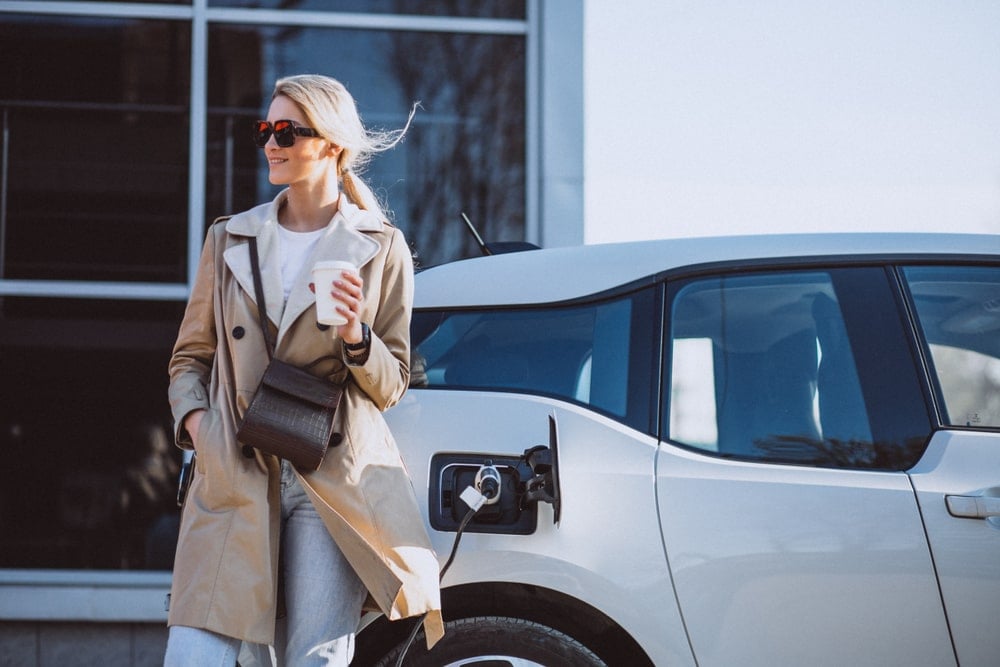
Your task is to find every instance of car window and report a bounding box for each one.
[667,271,879,467]
[410,288,659,432]
[902,266,1000,429]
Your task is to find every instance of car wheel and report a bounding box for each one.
[374,615,607,667]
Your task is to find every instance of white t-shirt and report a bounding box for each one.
[277,224,325,301]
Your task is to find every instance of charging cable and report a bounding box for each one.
[394,463,501,667]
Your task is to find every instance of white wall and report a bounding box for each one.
[583,1,1000,243]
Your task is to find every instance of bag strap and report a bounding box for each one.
[247,235,339,372]
[248,236,275,360]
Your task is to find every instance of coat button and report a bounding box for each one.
[233,326,245,339]
[242,444,255,458]
[316,322,330,332]
[331,432,344,446]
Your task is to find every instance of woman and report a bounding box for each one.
[164,74,442,666]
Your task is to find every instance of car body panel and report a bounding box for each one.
[386,390,695,666]
[909,430,1000,667]
[655,441,954,666]
[414,233,999,308]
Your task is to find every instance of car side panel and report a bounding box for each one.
[909,430,1000,667]
[655,443,955,667]
[386,389,694,666]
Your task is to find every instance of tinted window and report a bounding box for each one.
[411,289,659,432]
[666,267,931,469]
[0,298,184,569]
[668,271,881,467]
[211,0,525,17]
[0,15,190,282]
[902,265,1000,429]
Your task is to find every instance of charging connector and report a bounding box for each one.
[458,485,488,512]
[474,461,502,505]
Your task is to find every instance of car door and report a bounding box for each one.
[656,266,955,666]
[901,265,1000,667]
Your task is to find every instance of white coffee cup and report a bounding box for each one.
[311,260,356,326]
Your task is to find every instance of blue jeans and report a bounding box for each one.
[164,461,368,666]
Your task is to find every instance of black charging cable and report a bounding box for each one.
[394,465,499,667]
[394,506,477,667]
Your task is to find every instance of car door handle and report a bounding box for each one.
[946,494,1000,519]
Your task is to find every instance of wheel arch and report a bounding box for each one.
[352,581,654,666]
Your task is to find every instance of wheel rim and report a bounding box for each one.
[441,657,546,667]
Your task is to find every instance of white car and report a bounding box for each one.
[356,232,1000,667]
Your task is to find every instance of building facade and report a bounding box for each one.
[0,1,582,663]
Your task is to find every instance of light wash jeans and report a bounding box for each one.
[164,461,368,666]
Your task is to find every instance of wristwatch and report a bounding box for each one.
[344,322,370,363]
[344,322,370,352]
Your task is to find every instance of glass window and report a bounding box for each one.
[209,0,525,18]
[0,15,191,282]
[0,297,185,569]
[207,24,526,266]
[903,266,1000,429]
[668,272,878,467]
[410,288,659,432]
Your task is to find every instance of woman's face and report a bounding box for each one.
[262,94,338,187]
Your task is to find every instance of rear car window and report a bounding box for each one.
[410,288,659,433]
[902,266,1000,429]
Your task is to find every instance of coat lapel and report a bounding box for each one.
[221,189,384,349]
[223,197,284,331]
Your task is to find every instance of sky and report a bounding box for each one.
[583,1,1000,243]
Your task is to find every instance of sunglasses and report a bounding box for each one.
[252,119,321,147]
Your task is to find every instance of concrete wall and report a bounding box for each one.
[0,622,167,667]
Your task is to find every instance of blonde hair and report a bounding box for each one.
[272,74,416,221]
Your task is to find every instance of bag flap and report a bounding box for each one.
[261,360,343,408]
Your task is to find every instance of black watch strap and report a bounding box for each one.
[344,322,370,352]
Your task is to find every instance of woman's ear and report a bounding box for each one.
[327,143,343,158]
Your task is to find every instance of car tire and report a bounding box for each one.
[374,615,607,667]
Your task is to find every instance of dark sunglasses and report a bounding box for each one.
[252,119,321,147]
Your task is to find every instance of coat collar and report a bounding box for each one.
[223,189,383,347]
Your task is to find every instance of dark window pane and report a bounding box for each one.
[207,24,526,265]
[0,16,190,282]
[0,298,185,569]
[1,0,188,3]
[666,268,931,470]
[411,289,658,433]
[668,272,875,466]
[209,0,525,19]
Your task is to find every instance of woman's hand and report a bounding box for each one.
[184,409,206,451]
[310,269,366,343]
[333,269,365,343]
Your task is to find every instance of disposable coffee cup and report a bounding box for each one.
[312,260,356,326]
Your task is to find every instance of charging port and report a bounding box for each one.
[429,453,537,535]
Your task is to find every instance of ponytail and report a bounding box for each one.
[340,169,386,220]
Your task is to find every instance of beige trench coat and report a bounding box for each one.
[167,190,443,648]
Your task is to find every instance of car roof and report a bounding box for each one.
[414,232,999,308]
